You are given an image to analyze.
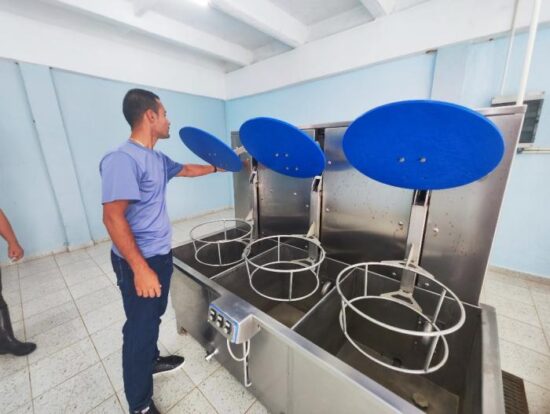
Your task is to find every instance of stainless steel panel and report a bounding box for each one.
[257,129,317,237]
[231,131,252,221]
[421,106,526,305]
[481,305,505,414]
[171,233,504,414]
[321,126,413,264]
[170,266,219,348]
[249,329,290,414]
[290,346,418,414]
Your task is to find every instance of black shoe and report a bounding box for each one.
[133,400,160,414]
[152,355,185,376]
[0,305,37,356]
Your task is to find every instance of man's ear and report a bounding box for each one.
[145,108,156,123]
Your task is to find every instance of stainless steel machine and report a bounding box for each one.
[171,104,525,413]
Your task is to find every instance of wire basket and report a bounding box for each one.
[190,219,252,267]
[243,235,325,302]
[335,260,466,374]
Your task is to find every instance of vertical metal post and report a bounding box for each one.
[217,243,223,266]
[363,264,369,297]
[308,176,323,260]
[249,167,260,239]
[423,335,440,372]
[500,0,520,95]
[400,190,431,294]
[517,0,542,105]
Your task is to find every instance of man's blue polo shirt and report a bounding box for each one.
[100,140,183,259]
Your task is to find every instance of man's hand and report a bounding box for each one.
[134,265,162,298]
[103,201,160,299]
[8,242,24,262]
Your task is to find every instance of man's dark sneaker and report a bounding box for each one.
[133,400,160,414]
[152,355,185,376]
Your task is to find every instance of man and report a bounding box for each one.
[0,209,36,356]
[101,89,222,414]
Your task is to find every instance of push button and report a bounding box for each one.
[208,308,216,321]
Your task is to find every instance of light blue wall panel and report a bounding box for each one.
[226,29,550,277]
[226,53,436,132]
[460,30,550,277]
[0,59,66,262]
[2,26,549,275]
[19,63,92,248]
[51,70,231,242]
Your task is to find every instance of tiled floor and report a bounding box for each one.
[1,208,549,413]
[1,209,268,414]
[480,268,550,413]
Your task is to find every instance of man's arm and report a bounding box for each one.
[0,209,24,261]
[177,164,220,177]
[102,201,161,298]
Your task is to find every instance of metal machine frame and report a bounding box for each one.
[170,104,525,413]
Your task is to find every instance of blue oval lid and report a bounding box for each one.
[239,117,325,178]
[179,127,242,172]
[342,100,505,190]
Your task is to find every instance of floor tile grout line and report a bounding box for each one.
[529,285,550,350]
[60,252,128,414]
[27,256,112,404]
[27,315,88,364]
[484,292,543,329]
[195,364,254,413]
[13,262,36,414]
[523,378,550,393]
[500,337,550,361]
[27,257,68,410]
[496,332,550,357]
[10,260,36,414]
[492,310,542,330]
[243,398,258,414]
[28,257,65,402]
[484,278,534,295]
[495,301,550,355]
[162,380,197,413]
[31,361,116,412]
[485,287,537,308]
[85,391,121,414]
[196,387,220,414]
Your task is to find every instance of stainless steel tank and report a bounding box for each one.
[171,105,525,413]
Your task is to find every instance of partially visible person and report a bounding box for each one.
[0,209,36,356]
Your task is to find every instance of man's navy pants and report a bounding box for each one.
[111,251,173,413]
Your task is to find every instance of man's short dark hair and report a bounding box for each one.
[122,88,160,128]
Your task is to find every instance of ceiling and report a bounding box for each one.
[2,0,429,72]
[4,0,538,100]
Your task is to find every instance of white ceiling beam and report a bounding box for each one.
[359,0,395,18]
[132,0,160,16]
[0,9,226,99]
[39,0,254,66]
[210,0,309,48]
[226,0,550,99]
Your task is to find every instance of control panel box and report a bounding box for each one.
[208,296,260,344]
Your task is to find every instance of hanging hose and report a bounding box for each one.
[226,339,252,387]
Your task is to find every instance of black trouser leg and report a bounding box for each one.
[0,268,6,308]
[0,268,36,356]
